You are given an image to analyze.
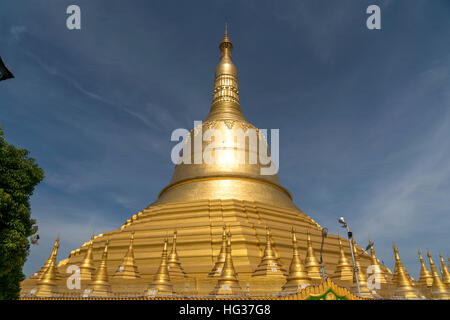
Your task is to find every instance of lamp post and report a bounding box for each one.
[338,217,361,296]
[319,228,328,281]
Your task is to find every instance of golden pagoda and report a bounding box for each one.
[210,231,243,296]
[147,238,174,295]
[281,228,311,293]
[252,227,287,277]
[427,251,450,299]
[331,236,353,285]
[88,240,112,297]
[113,231,140,279]
[167,231,188,279]
[392,244,418,299]
[208,225,228,277]
[79,236,95,282]
[439,254,450,288]
[367,239,391,297]
[20,26,449,300]
[34,237,60,297]
[304,231,322,282]
[29,236,60,281]
[351,239,372,298]
[417,250,433,297]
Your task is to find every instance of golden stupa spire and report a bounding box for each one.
[252,227,287,277]
[368,239,389,286]
[439,254,450,287]
[147,238,174,295]
[392,243,418,299]
[79,236,95,281]
[206,24,243,121]
[167,230,187,279]
[427,251,450,299]
[304,230,322,281]
[35,237,60,297]
[113,231,140,279]
[89,240,111,297]
[156,26,292,210]
[32,236,60,280]
[392,242,413,281]
[281,228,310,292]
[209,225,228,277]
[331,236,353,284]
[351,239,371,297]
[210,230,242,296]
[418,250,433,290]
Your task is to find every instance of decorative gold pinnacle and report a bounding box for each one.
[304,230,322,281]
[368,239,389,286]
[113,231,140,279]
[147,238,174,295]
[392,244,418,299]
[79,236,95,282]
[439,254,450,288]
[88,240,111,297]
[209,225,228,277]
[20,28,450,301]
[351,239,371,297]
[427,251,450,299]
[167,230,187,279]
[35,237,60,297]
[252,227,287,277]
[332,236,354,284]
[206,25,244,121]
[418,250,433,292]
[31,236,60,280]
[210,230,242,296]
[281,228,310,293]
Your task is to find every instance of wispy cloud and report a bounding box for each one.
[23,195,124,277]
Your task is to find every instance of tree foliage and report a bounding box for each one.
[0,125,44,299]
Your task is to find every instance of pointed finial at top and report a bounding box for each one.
[393,241,398,252]
[219,24,233,56]
[207,23,244,121]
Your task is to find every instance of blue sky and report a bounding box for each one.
[1,0,449,279]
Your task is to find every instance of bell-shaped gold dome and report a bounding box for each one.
[154,26,295,209]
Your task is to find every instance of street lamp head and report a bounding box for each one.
[338,217,347,227]
[322,228,328,238]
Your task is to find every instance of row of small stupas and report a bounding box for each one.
[21,226,450,299]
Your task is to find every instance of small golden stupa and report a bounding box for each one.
[20,26,450,300]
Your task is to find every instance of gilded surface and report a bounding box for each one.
[20,27,450,300]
